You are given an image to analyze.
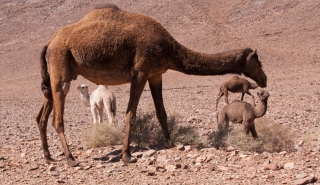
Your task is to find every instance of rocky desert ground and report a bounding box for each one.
[0,0,320,184]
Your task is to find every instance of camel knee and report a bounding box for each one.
[61,82,71,95]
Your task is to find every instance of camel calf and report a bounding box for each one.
[77,84,117,125]
[217,90,270,138]
[216,76,258,110]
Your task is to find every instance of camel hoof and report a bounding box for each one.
[122,153,137,164]
[67,159,79,167]
[164,141,172,149]
[45,157,58,164]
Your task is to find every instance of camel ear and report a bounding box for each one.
[254,49,257,54]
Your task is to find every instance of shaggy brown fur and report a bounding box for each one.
[216,76,259,110]
[217,90,270,138]
[36,4,267,166]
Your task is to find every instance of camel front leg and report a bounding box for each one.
[148,74,170,148]
[249,121,258,139]
[51,81,78,167]
[122,72,148,163]
[36,98,54,163]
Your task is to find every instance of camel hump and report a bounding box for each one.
[94,3,120,11]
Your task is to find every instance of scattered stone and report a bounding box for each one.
[264,163,278,171]
[226,146,235,152]
[9,163,21,168]
[284,162,294,169]
[207,164,216,171]
[74,166,82,171]
[295,174,308,179]
[147,170,155,176]
[57,180,65,183]
[132,152,144,158]
[174,163,182,169]
[156,155,167,163]
[84,165,92,170]
[165,164,176,171]
[246,174,256,179]
[56,152,64,157]
[173,156,181,162]
[21,153,26,158]
[143,150,156,158]
[205,154,215,162]
[217,165,228,171]
[191,154,200,159]
[96,164,105,169]
[29,165,39,171]
[47,164,56,171]
[294,176,316,185]
[184,145,192,152]
[230,150,238,157]
[176,145,185,151]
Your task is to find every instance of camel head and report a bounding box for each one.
[257,90,269,101]
[242,49,267,88]
[77,84,89,94]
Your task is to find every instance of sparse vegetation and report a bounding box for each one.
[225,117,294,153]
[131,110,208,149]
[82,123,124,148]
[302,118,320,149]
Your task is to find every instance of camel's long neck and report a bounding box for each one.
[253,99,268,118]
[168,44,247,76]
[80,93,90,107]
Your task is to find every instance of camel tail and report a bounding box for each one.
[250,83,259,89]
[40,46,52,100]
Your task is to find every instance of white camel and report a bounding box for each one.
[77,84,117,125]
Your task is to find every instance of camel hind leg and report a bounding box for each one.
[50,79,78,167]
[48,50,78,167]
[103,98,114,125]
[148,74,170,148]
[36,98,55,163]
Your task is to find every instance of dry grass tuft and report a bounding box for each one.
[302,118,320,149]
[82,123,124,148]
[226,117,294,153]
[131,110,208,149]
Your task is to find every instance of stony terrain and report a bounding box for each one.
[0,0,319,184]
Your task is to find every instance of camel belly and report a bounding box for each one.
[81,70,132,85]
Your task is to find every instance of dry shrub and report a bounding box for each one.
[207,128,231,149]
[131,110,208,149]
[226,117,294,153]
[130,111,162,148]
[302,118,320,149]
[82,123,124,148]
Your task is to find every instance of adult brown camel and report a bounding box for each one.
[36,4,267,166]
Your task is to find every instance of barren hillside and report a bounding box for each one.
[0,0,319,184]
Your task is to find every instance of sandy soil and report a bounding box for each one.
[0,0,319,184]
